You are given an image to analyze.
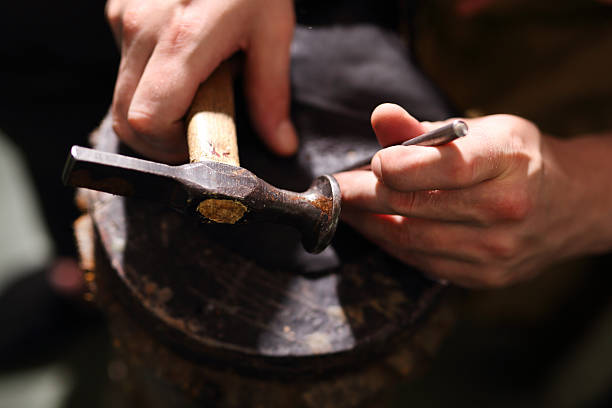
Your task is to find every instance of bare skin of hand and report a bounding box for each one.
[106,0,298,163]
[335,104,612,288]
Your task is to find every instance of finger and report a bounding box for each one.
[125,14,234,162]
[341,210,481,262]
[378,244,495,288]
[105,0,125,46]
[111,33,160,155]
[108,2,190,162]
[126,45,193,154]
[342,211,495,288]
[110,1,167,53]
[244,4,297,156]
[371,117,511,192]
[370,103,428,147]
[335,169,502,224]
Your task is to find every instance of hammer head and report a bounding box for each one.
[63,146,341,254]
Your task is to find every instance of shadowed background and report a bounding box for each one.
[0,0,611,407]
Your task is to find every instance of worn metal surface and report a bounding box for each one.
[64,146,341,254]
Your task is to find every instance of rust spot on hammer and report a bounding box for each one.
[197,199,247,224]
[310,196,333,217]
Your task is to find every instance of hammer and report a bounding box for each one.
[63,63,342,254]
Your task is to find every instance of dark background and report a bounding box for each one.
[0,0,117,257]
[0,0,611,407]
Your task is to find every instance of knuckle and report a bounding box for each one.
[495,188,532,221]
[477,186,532,224]
[509,115,538,133]
[491,114,529,130]
[127,110,156,136]
[111,114,133,143]
[163,15,201,53]
[500,114,541,149]
[111,101,127,135]
[120,9,143,40]
[111,117,125,139]
[105,1,121,26]
[482,234,519,261]
[505,192,532,221]
[385,190,417,216]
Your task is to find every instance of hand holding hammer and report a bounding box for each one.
[63,63,341,254]
[63,63,467,254]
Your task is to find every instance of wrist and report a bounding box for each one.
[546,133,612,257]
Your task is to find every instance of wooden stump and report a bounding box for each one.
[73,116,454,408]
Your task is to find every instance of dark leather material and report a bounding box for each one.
[209,23,455,272]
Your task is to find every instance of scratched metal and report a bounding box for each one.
[64,145,341,254]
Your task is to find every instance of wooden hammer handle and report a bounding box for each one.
[187,62,239,166]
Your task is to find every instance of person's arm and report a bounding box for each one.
[105,0,298,163]
[335,103,612,288]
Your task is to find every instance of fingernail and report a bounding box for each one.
[274,120,299,156]
[371,154,382,179]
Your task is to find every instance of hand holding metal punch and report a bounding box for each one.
[348,119,469,170]
[401,120,468,147]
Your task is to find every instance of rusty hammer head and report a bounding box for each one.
[63,146,341,253]
[63,63,341,254]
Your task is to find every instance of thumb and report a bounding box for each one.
[244,10,298,156]
[371,103,428,147]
